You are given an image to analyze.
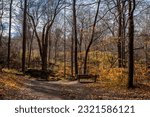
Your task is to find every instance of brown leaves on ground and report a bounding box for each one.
[0,70,37,99]
[85,81,150,100]
[0,68,150,100]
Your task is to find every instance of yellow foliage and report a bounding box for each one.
[0,72,24,90]
[55,50,148,88]
[3,69,22,75]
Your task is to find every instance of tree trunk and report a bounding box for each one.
[22,0,27,73]
[64,6,66,78]
[0,0,4,47]
[54,39,58,64]
[122,9,126,68]
[83,0,101,74]
[128,0,136,88]
[28,31,34,68]
[71,28,74,77]
[84,46,90,74]
[7,0,13,69]
[117,0,122,68]
[41,28,49,71]
[48,31,52,63]
[73,0,78,76]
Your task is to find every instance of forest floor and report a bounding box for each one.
[0,71,150,100]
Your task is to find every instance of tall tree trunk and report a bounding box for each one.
[73,0,78,77]
[41,28,49,71]
[0,22,3,47]
[7,0,13,68]
[145,38,148,69]
[54,39,58,64]
[28,31,34,68]
[0,18,3,46]
[71,28,74,77]
[64,5,66,78]
[117,0,122,68]
[41,24,49,71]
[128,0,136,88]
[84,46,90,74]
[83,0,101,74]
[0,0,4,47]
[79,22,84,74]
[22,0,27,73]
[27,0,61,71]
[27,11,33,68]
[122,9,126,68]
[79,22,84,58]
[41,1,60,71]
[48,31,52,63]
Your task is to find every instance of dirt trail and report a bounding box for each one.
[22,78,110,100]
[1,72,150,100]
[22,79,82,99]
[19,77,150,100]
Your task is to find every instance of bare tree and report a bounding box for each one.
[73,0,78,76]
[71,27,74,77]
[83,0,101,74]
[0,0,4,47]
[117,0,123,68]
[64,4,66,78]
[128,0,136,88]
[7,0,13,68]
[22,0,27,73]
[27,0,63,71]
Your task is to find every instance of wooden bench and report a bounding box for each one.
[77,74,98,83]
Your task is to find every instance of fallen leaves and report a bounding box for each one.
[0,72,36,99]
[0,68,150,100]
